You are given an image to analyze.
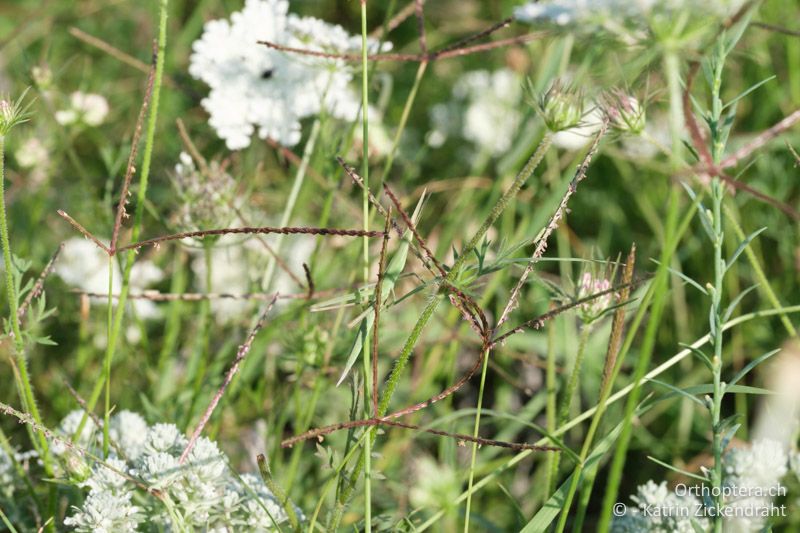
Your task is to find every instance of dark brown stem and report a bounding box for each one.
[110,41,157,253]
[18,242,64,320]
[179,295,279,463]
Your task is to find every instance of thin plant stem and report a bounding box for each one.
[596,49,685,528]
[416,304,800,531]
[359,1,373,530]
[549,324,592,515]
[463,345,490,532]
[331,135,553,528]
[544,310,558,496]
[0,136,51,471]
[75,0,169,440]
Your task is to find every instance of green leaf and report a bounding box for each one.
[335,198,422,386]
[647,378,706,407]
[722,283,759,323]
[652,259,707,295]
[723,76,776,111]
[520,418,627,532]
[727,348,781,388]
[726,227,767,272]
[647,456,709,482]
[679,343,713,371]
[682,384,776,396]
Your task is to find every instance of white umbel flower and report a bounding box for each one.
[56,237,164,320]
[189,0,390,150]
[428,69,523,157]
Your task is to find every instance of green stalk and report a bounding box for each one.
[0,136,51,470]
[596,49,685,529]
[544,314,558,496]
[359,1,373,530]
[709,179,725,532]
[550,324,592,524]
[75,0,169,439]
[463,346,490,532]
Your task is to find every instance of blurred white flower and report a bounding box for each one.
[55,91,109,127]
[428,69,523,157]
[189,0,390,150]
[620,112,672,159]
[724,439,788,533]
[191,233,312,323]
[0,447,15,499]
[408,456,461,511]
[752,341,800,451]
[56,237,164,320]
[612,480,707,533]
[514,0,744,28]
[14,137,47,168]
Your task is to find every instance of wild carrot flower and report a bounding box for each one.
[60,410,300,531]
[188,0,390,150]
[172,151,239,232]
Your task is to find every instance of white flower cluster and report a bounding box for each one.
[724,439,788,532]
[55,237,164,321]
[191,234,313,324]
[614,439,790,533]
[60,410,297,531]
[612,480,708,533]
[55,91,109,127]
[514,0,744,29]
[189,0,390,150]
[428,69,524,157]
